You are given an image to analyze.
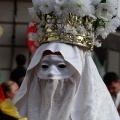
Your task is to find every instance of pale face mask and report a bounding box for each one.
[37,55,76,79]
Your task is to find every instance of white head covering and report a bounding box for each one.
[13,43,119,120]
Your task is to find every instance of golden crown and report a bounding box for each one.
[28,0,120,50]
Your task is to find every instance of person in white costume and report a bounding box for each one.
[13,0,120,119]
[13,43,120,120]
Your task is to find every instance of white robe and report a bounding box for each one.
[13,43,120,120]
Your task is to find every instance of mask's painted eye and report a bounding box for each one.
[58,64,67,68]
[41,64,49,69]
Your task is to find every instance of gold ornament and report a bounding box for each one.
[37,14,95,50]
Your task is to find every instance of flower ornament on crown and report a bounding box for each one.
[28,0,120,50]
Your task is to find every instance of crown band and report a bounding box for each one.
[38,14,95,50]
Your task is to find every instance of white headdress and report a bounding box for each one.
[13,43,120,120]
[28,0,120,50]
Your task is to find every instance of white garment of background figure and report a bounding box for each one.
[13,43,120,120]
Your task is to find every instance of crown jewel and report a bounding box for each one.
[28,0,120,50]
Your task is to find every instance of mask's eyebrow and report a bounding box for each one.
[40,59,50,64]
[41,55,65,63]
[41,59,65,63]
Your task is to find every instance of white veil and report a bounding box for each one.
[13,43,120,120]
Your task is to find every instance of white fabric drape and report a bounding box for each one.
[13,43,120,120]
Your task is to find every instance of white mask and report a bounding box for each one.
[37,55,76,79]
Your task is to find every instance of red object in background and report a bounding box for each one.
[27,21,38,53]
[0,85,5,101]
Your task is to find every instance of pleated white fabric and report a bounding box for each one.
[13,43,120,120]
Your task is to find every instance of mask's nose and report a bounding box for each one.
[47,65,60,77]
